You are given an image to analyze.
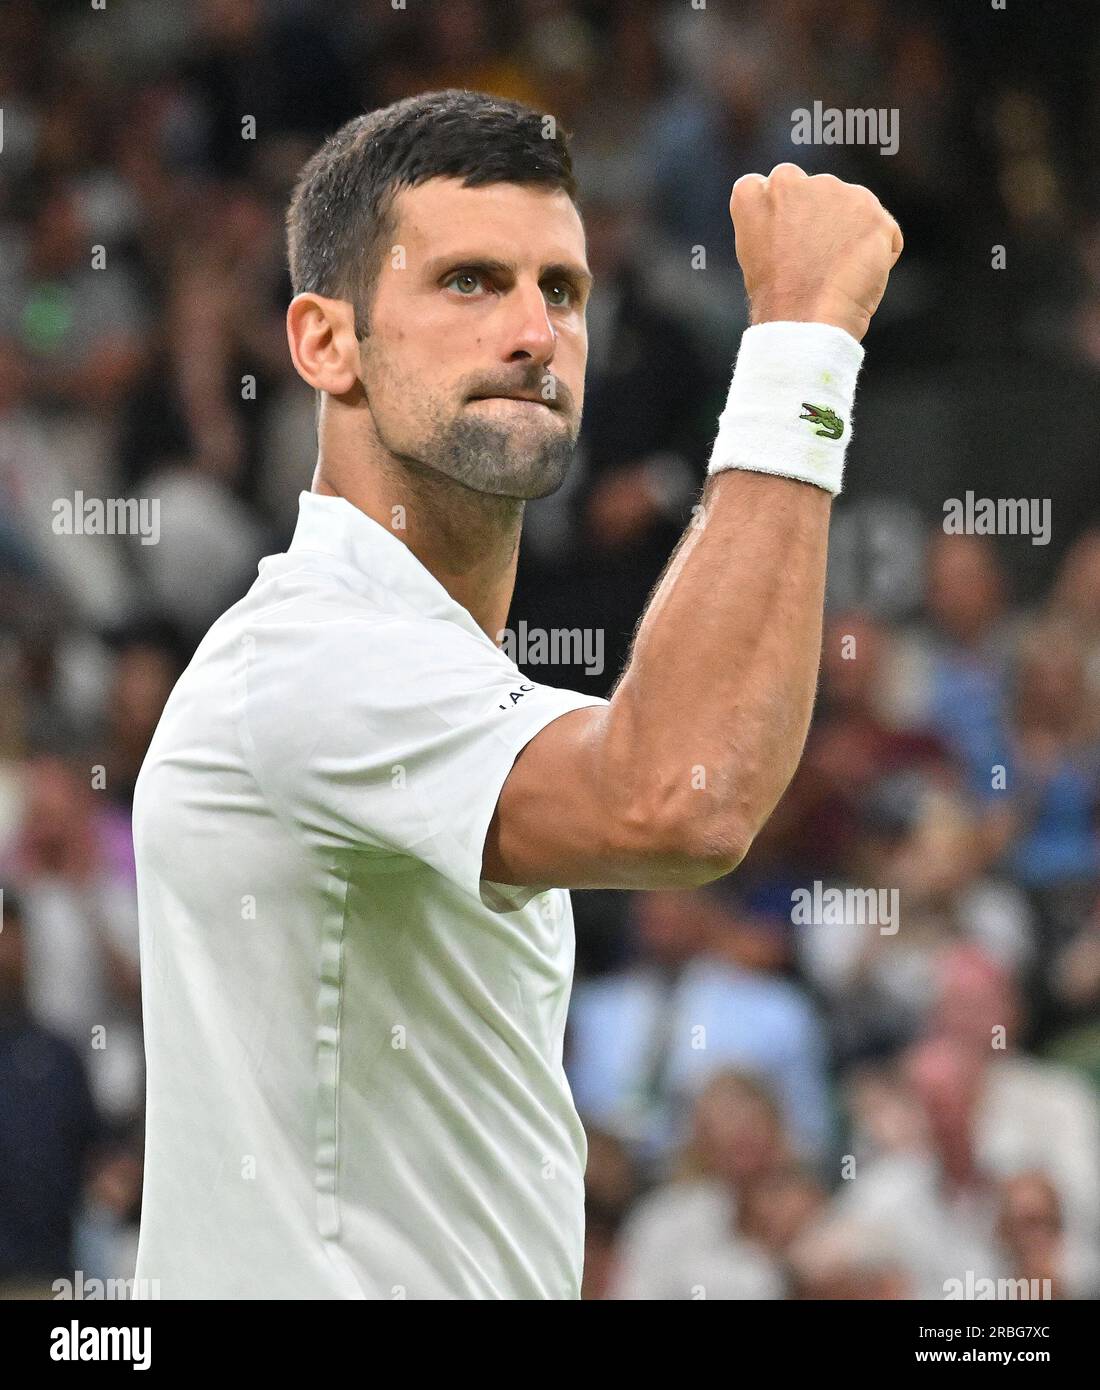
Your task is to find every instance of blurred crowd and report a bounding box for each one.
[1,0,1099,1299]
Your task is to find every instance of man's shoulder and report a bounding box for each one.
[235,555,494,664]
[231,569,524,764]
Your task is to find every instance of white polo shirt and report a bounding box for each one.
[132,490,607,1299]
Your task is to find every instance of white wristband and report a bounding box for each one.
[707,321,865,495]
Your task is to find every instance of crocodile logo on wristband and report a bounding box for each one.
[800,403,844,440]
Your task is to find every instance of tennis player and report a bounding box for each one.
[132,90,902,1299]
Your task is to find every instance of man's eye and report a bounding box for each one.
[544,282,572,308]
[447,271,484,296]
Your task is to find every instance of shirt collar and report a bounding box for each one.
[285,490,494,646]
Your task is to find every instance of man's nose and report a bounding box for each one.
[503,282,556,364]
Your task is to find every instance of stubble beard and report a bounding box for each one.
[362,347,580,501]
[421,408,578,500]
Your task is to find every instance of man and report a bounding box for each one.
[0,893,100,1294]
[132,89,901,1298]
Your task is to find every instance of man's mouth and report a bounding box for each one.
[467,391,558,411]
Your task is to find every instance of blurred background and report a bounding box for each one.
[2,0,1100,1300]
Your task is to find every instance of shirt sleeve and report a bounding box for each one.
[242,612,608,905]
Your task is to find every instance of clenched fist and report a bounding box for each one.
[730,163,903,343]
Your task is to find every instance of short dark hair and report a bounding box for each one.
[286,89,578,337]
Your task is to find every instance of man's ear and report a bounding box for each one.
[286,293,361,397]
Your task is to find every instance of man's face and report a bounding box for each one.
[357,177,590,500]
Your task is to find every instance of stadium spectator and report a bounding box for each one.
[608,1070,794,1299]
[1004,621,1100,955]
[567,888,831,1174]
[833,1035,1008,1299]
[0,892,99,1295]
[927,945,1100,1247]
[1,755,142,1120]
[995,1170,1100,1301]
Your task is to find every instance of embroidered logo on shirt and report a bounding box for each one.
[498,684,535,710]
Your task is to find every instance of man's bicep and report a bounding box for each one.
[482,703,718,891]
[482,704,623,887]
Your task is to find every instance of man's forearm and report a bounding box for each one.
[590,162,902,880]
[599,467,832,872]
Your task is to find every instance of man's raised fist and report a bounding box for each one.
[730,163,904,343]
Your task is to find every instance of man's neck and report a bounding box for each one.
[311,456,523,642]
